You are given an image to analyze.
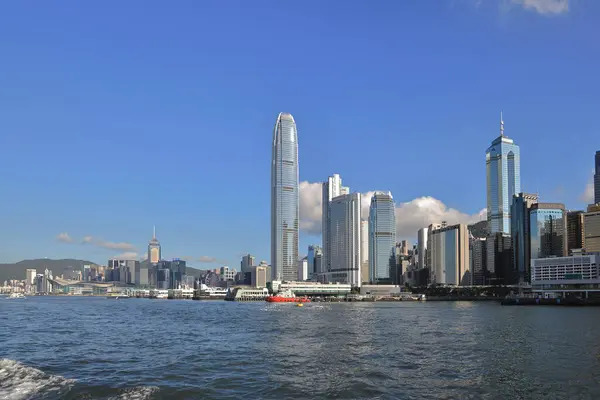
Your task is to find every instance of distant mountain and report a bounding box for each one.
[468,220,489,239]
[0,258,206,282]
[0,259,97,282]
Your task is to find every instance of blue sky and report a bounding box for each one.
[0,0,597,267]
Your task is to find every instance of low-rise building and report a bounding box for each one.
[531,253,600,296]
[271,280,351,296]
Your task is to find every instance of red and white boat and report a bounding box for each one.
[266,289,311,303]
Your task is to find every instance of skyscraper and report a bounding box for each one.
[486,114,521,234]
[329,193,362,287]
[511,192,538,283]
[429,224,470,285]
[595,151,600,204]
[322,174,349,274]
[271,112,299,281]
[360,220,369,284]
[148,226,161,264]
[530,203,568,259]
[369,192,396,283]
[417,227,428,270]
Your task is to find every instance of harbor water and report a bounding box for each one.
[1,297,600,399]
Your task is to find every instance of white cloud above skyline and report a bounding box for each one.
[580,172,595,204]
[56,232,73,243]
[299,181,486,242]
[510,0,569,15]
[57,233,137,252]
[113,252,139,259]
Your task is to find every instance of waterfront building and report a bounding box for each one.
[369,192,396,284]
[148,226,161,264]
[360,220,369,284]
[486,232,514,285]
[486,114,521,234]
[530,203,568,259]
[531,253,600,296]
[595,151,600,204]
[271,280,352,296]
[271,112,299,282]
[107,259,138,284]
[329,193,362,287]
[584,204,600,252]
[219,266,237,282]
[426,223,442,274]
[510,192,538,283]
[429,224,470,285]
[567,211,585,253]
[25,269,36,285]
[360,285,404,297]
[170,259,187,288]
[322,174,349,274]
[297,257,309,281]
[252,266,268,288]
[470,237,487,285]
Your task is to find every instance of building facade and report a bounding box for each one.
[531,254,599,294]
[240,254,255,273]
[360,220,369,284]
[470,237,487,285]
[486,115,521,234]
[417,227,428,270]
[530,203,568,259]
[271,112,299,281]
[329,193,362,287]
[297,257,308,281]
[510,192,538,283]
[595,151,600,204]
[567,211,585,253]
[369,192,396,284]
[486,232,514,285]
[307,245,322,276]
[584,206,600,252]
[148,226,161,264]
[322,174,349,274]
[429,224,470,285]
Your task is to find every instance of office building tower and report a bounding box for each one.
[417,227,428,269]
[584,204,600,252]
[595,151,600,204]
[511,192,538,283]
[360,220,369,284]
[322,174,349,274]
[486,114,521,234]
[252,266,268,288]
[567,211,585,253]
[241,254,255,273]
[271,112,299,281]
[170,259,187,289]
[400,240,409,256]
[330,193,362,287]
[25,269,36,285]
[530,203,568,259]
[369,192,396,283]
[148,226,161,264]
[297,257,308,281]
[471,237,487,285]
[307,245,322,276]
[486,232,514,285]
[429,224,470,285]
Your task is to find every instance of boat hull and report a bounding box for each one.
[266,296,310,303]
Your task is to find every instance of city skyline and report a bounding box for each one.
[1,1,598,266]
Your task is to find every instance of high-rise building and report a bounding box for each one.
[486,232,514,285]
[470,238,487,285]
[148,226,161,264]
[25,269,36,285]
[240,254,255,273]
[417,227,428,270]
[584,205,600,252]
[271,112,299,281]
[486,114,521,234]
[360,220,369,284]
[400,240,409,256]
[510,192,538,283]
[322,174,348,273]
[329,193,362,287]
[567,211,585,253]
[369,192,396,284]
[595,151,600,204]
[252,266,268,288]
[530,203,568,259]
[307,245,322,276]
[429,224,470,285]
[297,257,308,281]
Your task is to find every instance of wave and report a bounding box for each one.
[107,386,160,400]
[0,358,75,400]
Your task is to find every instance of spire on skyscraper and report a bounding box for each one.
[500,111,504,136]
[153,225,156,239]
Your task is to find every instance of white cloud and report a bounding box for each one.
[511,0,569,15]
[113,252,138,259]
[56,232,73,243]
[197,256,220,263]
[299,181,486,241]
[82,236,136,251]
[299,181,323,235]
[580,173,595,204]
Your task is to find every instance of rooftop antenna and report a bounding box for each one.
[153,225,156,239]
[500,111,504,136]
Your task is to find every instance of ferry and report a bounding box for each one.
[106,293,130,299]
[266,289,310,303]
[7,292,26,300]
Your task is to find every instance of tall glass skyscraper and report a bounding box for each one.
[594,150,600,204]
[368,192,396,283]
[271,112,299,281]
[486,115,521,234]
[530,203,568,259]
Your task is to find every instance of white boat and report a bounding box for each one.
[7,292,26,299]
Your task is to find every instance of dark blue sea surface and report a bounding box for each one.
[1,297,600,399]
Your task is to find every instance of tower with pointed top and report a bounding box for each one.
[486,113,521,234]
[271,112,299,282]
[148,227,161,264]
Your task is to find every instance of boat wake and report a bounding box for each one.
[0,359,160,400]
[0,358,74,399]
